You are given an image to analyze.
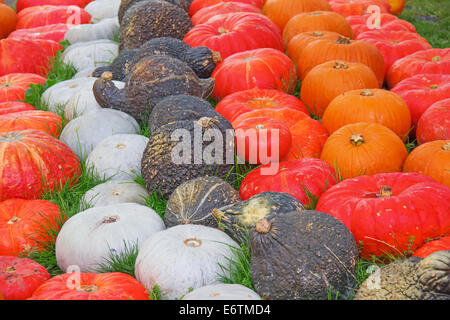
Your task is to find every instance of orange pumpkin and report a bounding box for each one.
[387,0,405,15]
[322,89,411,140]
[320,122,408,180]
[300,60,379,118]
[296,35,385,86]
[282,11,352,45]
[0,4,17,39]
[286,30,341,63]
[262,0,332,31]
[0,110,64,137]
[403,140,450,187]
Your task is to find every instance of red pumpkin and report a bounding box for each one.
[328,0,391,17]
[387,48,450,89]
[0,130,81,200]
[391,74,450,126]
[184,12,283,60]
[16,5,91,29]
[212,48,297,100]
[240,158,337,208]
[28,272,149,300]
[215,88,308,123]
[0,110,64,137]
[0,39,62,77]
[191,2,260,25]
[0,256,50,300]
[0,102,35,115]
[8,23,72,42]
[16,0,88,12]
[346,13,416,38]
[413,236,450,258]
[0,199,63,256]
[356,30,431,73]
[316,172,450,258]
[416,99,450,145]
[0,73,46,103]
[189,0,265,16]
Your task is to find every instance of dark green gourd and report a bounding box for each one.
[91,48,138,80]
[118,0,192,25]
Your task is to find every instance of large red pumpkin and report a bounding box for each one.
[240,158,336,208]
[0,198,63,256]
[316,172,450,258]
[189,0,265,16]
[16,0,88,12]
[328,0,391,17]
[416,99,450,145]
[0,110,64,137]
[346,13,416,38]
[413,236,450,258]
[8,23,72,42]
[391,74,450,126]
[0,130,81,200]
[0,73,46,103]
[183,12,283,60]
[0,102,35,115]
[0,256,50,300]
[191,2,260,25]
[28,272,150,300]
[211,48,297,100]
[16,5,91,29]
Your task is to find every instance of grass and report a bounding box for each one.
[96,241,140,278]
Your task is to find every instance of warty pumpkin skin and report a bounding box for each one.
[16,5,91,29]
[300,60,380,118]
[328,0,391,17]
[0,3,17,39]
[413,236,450,258]
[346,13,416,38]
[315,172,450,258]
[250,210,358,300]
[403,140,450,188]
[321,88,411,141]
[0,73,46,103]
[0,110,64,137]
[118,0,192,24]
[189,0,264,16]
[416,99,450,145]
[320,122,408,180]
[191,2,260,25]
[0,102,35,115]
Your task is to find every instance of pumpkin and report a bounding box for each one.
[191,2,260,25]
[0,39,62,77]
[356,30,431,73]
[328,0,391,17]
[320,122,408,180]
[0,73,46,103]
[239,158,337,208]
[28,272,149,300]
[387,0,405,15]
[403,140,450,187]
[16,5,91,29]
[282,11,352,45]
[118,0,192,23]
[59,109,140,160]
[413,236,450,258]
[212,48,297,100]
[261,0,332,31]
[135,224,239,300]
[82,180,150,208]
[16,0,88,12]
[322,88,411,140]
[416,99,450,145]
[0,256,50,300]
[86,134,149,181]
[0,110,63,137]
[184,12,283,60]
[0,102,35,115]
[165,176,240,228]
[315,172,450,258]
[286,30,341,63]
[182,284,261,300]
[0,130,81,200]
[8,23,72,42]
[391,74,450,126]
[386,48,450,89]
[85,0,121,22]
[55,203,165,273]
[346,13,416,38]
[64,17,119,43]
[250,210,358,299]
[215,88,308,124]
[296,35,385,85]
[300,60,380,118]
[189,0,264,16]
[0,199,63,255]
[0,3,17,39]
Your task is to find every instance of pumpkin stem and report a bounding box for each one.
[0,82,12,88]
[184,238,202,247]
[102,216,120,224]
[197,117,219,128]
[333,61,349,69]
[5,266,15,273]
[76,285,98,293]
[378,186,393,197]
[360,89,374,96]
[212,51,222,64]
[350,134,365,146]
[442,142,450,151]
[431,56,441,62]
[182,218,190,224]
[255,218,271,234]
[430,84,439,89]
[255,124,265,129]
[312,31,324,37]
[310,11,323,15]
[101,71,113,81]
[7,216,20,224]
[336,36,351,45]
[218,27,228,35]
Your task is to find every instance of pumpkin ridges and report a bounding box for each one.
[416,98,450,144]
[286,30,341,63]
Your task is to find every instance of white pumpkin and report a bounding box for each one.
[64,17,119,43]
[182,284,261,300]
[61,40,118,72]
[86,134,149,181]
[85,0,121,23]
[135,224,239,300]
[82,180,150,208]
[59,109,140,160]
[55,203,165,273]
[72,67,97,79]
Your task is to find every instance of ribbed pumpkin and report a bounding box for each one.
[403,140,450,187]
[189,0,265,16]
[387,48,450,89]
[0,3,17,39]
[286,30,341,63]
[320,122,408,180]
[296,35,385,85]
[300,60,379,118]
[191,2,260,25]
[322,89,411,140]
[16,0,88,12]
[413,236,450,258]
[0,110,63,137]
[315,172,450,258]
[0,102,35,115]
[346,13,416,38]
[416,99,450,145]
[8,23,72,42]
[282,11,352,45]
[0,73,46,103]
[212,48,297,100]
[16,5,91,29]
[328,0,391,17]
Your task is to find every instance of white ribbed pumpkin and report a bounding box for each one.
[65,17,119,43]
[61,40,118,72]
[85,0,121,22]
[55,203,165,273]
[135,224,239,300]
[182,284,261,300]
